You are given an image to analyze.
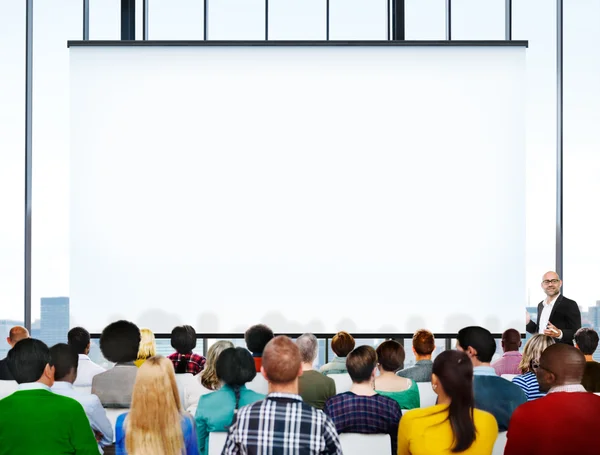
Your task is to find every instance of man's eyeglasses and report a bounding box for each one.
[542,279,560,285]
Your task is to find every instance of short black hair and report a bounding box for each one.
[244,324,274,354]
[7,338,51,384]
[170,325,197,354]
[575,328,600,355]
[216,347,257,386]
[99,320,140,363]
[68,327,91,354]
[346,345,378,383]
[457,326,497,363]
[50,343,79,381]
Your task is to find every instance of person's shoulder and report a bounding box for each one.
[396,365,416,377]
[473,408,499,432]
[559,295,578,307]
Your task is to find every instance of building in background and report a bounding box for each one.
[39,297,70,347]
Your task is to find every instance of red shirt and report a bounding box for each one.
[253,356,262,373]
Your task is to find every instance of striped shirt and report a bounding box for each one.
[222,393,343,455]
[512,372,546,401]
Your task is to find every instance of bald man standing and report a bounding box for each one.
[0,326,30,380]
[526,271,581,345]
[505,344,600,455]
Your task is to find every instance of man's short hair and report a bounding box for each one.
[7,338,51,384]
[68,327,91,354]
[216,347,257,386]
[262,336,301,384]
[346,345,377,383]
[296,334,318,364]
[457,326,496,363]
[99,320,140,363]
[331,331,355,357]
[50,343,79,382]
[412,329,435,356]
[575,328,600,355]
[376,340,405,372]
[501,329,521,351]
[8,326,29,345]
[170,325,197,354]
[245,324,274,355]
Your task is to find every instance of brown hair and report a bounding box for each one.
[262,336,301,384]
[346,345,377,383]
[376,340,405,372]
[331,331,355,357]
[413,329,435,356]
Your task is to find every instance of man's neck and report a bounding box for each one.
[350,381,376,396]
[472,361,492,369]
[415,354,432,362]
[545,293,560,304]
[503,349,519,354]
[268,380,299,395]
[585,355,595,362]
[301,362,314,372]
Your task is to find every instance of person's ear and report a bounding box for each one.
[85,342,91,354]
[44,364,55,382]
[261,366,269,381]
[371,366,378,380]
[431,373,440,394]
[297,364,304,378]
[466,346,477,359]
[6,337,11,348]
[412,346,417,356]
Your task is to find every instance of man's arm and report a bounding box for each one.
[68,402,102,454]
[321,416,343,455]
[525,309,538,335]
[87,396,114,446]
[558,299,582,344]
[504,407,533,455]
[220,422,240,455]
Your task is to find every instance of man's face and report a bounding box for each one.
[535,361,555,393]
[541,273,561,298]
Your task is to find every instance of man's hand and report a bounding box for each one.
[93,430,103,443]
[525,310,531,324]
[543,322,562,339]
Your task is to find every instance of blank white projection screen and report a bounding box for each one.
[70,44,526,334]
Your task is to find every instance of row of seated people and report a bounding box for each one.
[1,322,600,454]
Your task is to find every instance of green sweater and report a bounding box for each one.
[0,389,100,455]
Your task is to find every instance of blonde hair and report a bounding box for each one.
[519,334,555,373]
[125,356,184,455]
[201,340,234,390]
[137,328,156,360]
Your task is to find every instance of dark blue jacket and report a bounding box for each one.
[473,375,526,431]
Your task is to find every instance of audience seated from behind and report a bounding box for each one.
[68,327,105,387]
[222,336,342,455]
[374,340,420,410]
[574,327,600,392]
[134,328,156,368]
[297,333,336,409]
[0,338,100,455]
[195,347,265,455]
[491,329,522,376]
[115,356,198,455]
[92,320,141,408]
[0,326,29,380]
[505,343,600,455]
[396,329,435,383]
[397,350,498,455]
[325,345,401,453]
[320,331,355,376]
[168,325,206,375]
[512,334,555,401]
[457,326,526,431]
[50,343,113,449]
[244,324,274,373]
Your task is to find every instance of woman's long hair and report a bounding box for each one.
[432,350,476,453]
[125,356,184,455]
[518,334,555,374]
[201,340,235,390]
[136,328,157,361]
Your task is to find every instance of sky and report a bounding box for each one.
[0,0,599,324]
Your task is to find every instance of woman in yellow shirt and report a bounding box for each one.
[397,350,498,455]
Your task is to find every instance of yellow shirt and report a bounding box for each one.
[134,358,146,368]
[397,404,498,455]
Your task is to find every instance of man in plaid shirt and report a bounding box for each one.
[167,325,206,375]
[222,336,343,455]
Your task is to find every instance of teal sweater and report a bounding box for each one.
[0,389,100,455]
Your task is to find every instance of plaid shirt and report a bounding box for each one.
[222,393,343,455]
[324,392,401,453]
[167,352,206,375]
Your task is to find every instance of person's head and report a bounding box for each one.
[431,350,476,452]
[541,271,562,298]
[245,324,274,355]
[296,333,318,366]
[99,320,141,364]
[137,328,157,361]
[201,340,235,390]
[49,343,79,384]
[216,347,257,423]
[412,329,435,359]
[376,340,405,373]
[261,336,302,388]
[7,326,29,348]
[574,328,599,356]
[7,338,54,386]
[170,325,197,354]
[68,327,91,355]
[126,356,183,455]
[346,345,378,384]
[536,343,586,392]
[331,331,355,357]
[501,329,521,353]
[456,326,496,366]
[518,333,555,374]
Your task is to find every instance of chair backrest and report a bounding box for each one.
[416,382,437,408]
[328,374,352,394]
[247,374,269,395]
[208,432,228,455]
[492,431,507,455]
[339,433,391,455]
[104,408,129,442]
[175,373,195,409]
[501,374,517,382]
[0,380,18,400]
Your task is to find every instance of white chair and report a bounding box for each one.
[104,408,129,442]
[501,374,517,382]
[339,433,392,455]
[175,373,196,409]
[208,432,228,455]
[492,431,507,455]
[247,374,269,395]
[329,374,352,394]
[0,380,18,399]
[416,382,437,408]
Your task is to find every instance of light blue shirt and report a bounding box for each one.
[473,366,498,377]
[18,382,51,392]
[52,381,114,446]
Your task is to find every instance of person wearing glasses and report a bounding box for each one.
[525,271,581,345]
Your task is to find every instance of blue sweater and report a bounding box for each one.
[473,375,527,431]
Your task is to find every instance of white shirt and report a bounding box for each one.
[538,293,562,338]
[17,382,51,392]
[74,354,105,387]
